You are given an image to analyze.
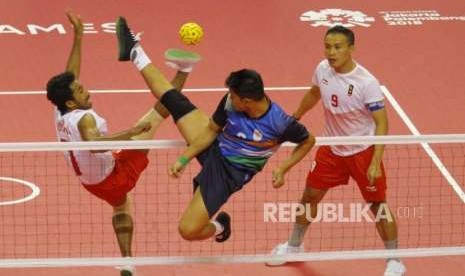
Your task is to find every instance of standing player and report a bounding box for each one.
[268,26,406,276]
[46,10,199,276]
[115,17,316,243]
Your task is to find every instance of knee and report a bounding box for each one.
[369,201,388,213]
[160,89,196,122]
[178,221,201,241]
[301,193,320,207]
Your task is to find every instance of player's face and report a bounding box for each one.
[324,33,354,73]
[229,91,247,112]
[69,80,92,110]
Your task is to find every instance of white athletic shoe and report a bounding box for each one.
[266,242,304,266]
[164,48,201,73]
[384,260,406,276]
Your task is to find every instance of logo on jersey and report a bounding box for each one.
[347,84,354,96]
[252,129,263,141]
[322,78,329,85]
[300,9,375,28]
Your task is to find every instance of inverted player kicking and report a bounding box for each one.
[115,17,315,242]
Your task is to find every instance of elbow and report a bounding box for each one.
[307,134,316,148]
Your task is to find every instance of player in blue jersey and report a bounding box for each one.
[116,17,316,242]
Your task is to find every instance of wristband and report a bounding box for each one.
[178,156,190,166]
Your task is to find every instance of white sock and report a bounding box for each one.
[212,220,224,236]
[384,239,400,262]
[131,45,151,71]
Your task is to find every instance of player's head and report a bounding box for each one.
[46,72,92,115]
[225,69,265,111]
[324,25,355,72]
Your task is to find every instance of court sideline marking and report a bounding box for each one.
[381,86,465,204]
[0,87,308,95]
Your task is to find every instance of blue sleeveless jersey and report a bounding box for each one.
[213,94,309,173]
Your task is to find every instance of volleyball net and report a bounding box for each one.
[0,134,464,267]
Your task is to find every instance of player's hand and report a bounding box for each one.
[366,162,382,191]
[272,168,285,189]
[132,121,152,135]
[65,8,83,36]
[169,161,185,178]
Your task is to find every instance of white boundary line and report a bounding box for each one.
[0,247,464,268]
[0,86,310,95]
[0,177,41,205]
[381,86,465,204]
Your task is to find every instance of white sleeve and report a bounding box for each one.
[311,61,324,86]
[363,79,384,104]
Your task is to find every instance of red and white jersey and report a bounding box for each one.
[313,60,384,156]
[54,108,115,184]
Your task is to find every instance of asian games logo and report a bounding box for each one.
[300,9,375,27]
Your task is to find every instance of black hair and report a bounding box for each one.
[325,25,355,46]
[225,69,265,101]
[46,71,75,115]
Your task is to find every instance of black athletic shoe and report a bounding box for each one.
[214,212,231,243]
[120,268,133,276]
[116,16,138,61]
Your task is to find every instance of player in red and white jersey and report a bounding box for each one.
[269,26,406,276]
[46,10,199,276]
[314,58,385,156]
[55,108,115,184]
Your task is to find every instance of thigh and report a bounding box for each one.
[176,109,210,145]
[194,144,250,217]
[179,188,211,231]
[306,146,350,190]
[84,150,148,207]
[348,146,387,202]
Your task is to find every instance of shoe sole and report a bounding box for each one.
[265,261,287,266]
[116,17,132,61]
[165,48,201,62]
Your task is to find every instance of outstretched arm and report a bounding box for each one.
[293,85,321,120]
[78,114,151,152]
[65,9,83,78]
[169,119,222,177]
[272,135,316,188]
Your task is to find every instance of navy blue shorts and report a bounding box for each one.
[194,141,254,217]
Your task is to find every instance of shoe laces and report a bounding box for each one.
[132,32,142,42]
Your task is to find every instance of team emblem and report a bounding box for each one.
[348,84,354,96]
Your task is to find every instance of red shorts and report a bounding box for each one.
[306,146,387,202]
[82,150,149,207]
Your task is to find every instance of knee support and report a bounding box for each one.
[112,213,133,234]
[160,89,197,123]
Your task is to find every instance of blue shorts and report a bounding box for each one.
[194,141,254,217]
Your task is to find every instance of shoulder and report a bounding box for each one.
[268,102,293,127]
[354,63,380,85]
[316,59,331,72]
